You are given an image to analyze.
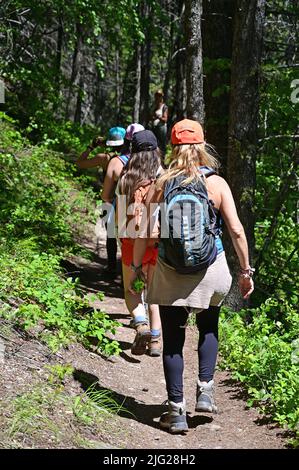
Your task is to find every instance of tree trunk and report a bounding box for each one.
[138,2,152,126]
[202,0,234,173]
[225,0,266,310]
[185,0,204,123]
[115,49,121,121]
[163,13,175,104]
[55,16,63,91]
[173,0,186,123]
[133,44,141,123]
[52,15,63,115]
[74,74,83,124]
[65,22,83,120]
[139,39,151,124]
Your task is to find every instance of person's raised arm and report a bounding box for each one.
[76,136,111,170]
[76,151,111,169]
[219,179,254,299]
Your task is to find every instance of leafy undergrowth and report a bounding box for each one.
[219,300,299,447]
[0,113,120,356]
[0,361,126,449]
[0,245,121,354]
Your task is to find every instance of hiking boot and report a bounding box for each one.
[159,399,188,434]
[148,334,162,357]
[131,322,151,355]
[195,379,218,413]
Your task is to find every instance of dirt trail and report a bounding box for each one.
[63,224,287,449]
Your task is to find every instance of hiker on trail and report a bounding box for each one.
[151,89,168,163]
[117,130,163,357]
[78,126,126,277]
[101,124,144,277]
[128,119,254,433]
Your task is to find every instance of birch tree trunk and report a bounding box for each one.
[133,44,141,123]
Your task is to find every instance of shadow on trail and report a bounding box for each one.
[61,257,124,299]
[119,351,141,364]
[73,369,212,431]
[218,377,249,401]
[107,313,131,321]
[117,340,132,351]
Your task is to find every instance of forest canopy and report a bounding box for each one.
[0,0,298,445]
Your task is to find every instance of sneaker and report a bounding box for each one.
[195,379,218,413]
[159,399,188,434]
[148,334,162,357]
[131,323,151,355]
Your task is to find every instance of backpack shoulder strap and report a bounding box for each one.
[117,154,130,166]
[200,166,216,177]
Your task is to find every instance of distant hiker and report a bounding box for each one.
[117,130,163,357]
[129,119,254,433]
[151,89,168,163]
[83,126,125,277]
[101,124,144,277]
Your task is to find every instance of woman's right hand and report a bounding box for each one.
[92,136,104,148]
[128,268,146,295]
[238,275,254,299]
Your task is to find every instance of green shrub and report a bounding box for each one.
[0,114,120,356]
[0,245,121,355]
[220,299,299,443]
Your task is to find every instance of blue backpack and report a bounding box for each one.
[159,167,217,274]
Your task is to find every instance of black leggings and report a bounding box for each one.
[159,305,220,403]
[105,221,117,269]
[106,236,117,269]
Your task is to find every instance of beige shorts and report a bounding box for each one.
[146,251,232,309]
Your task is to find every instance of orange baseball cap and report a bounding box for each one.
[171,119,204,145]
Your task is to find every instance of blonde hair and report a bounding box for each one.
[157,143,220,189]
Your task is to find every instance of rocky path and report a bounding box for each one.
[63,224,286,449]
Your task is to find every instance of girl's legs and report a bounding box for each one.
[146,263,161,356]
[159,305,189,433]
[104,221,117,275]
[146,263,161,330]
[196,306,220,382]
[106,236,117,271]
[122,262,147,320]
[159,305,188,403]
[122,262,151,355]
[195,306,220,413]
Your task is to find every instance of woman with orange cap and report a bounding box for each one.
[129,119,254,434]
